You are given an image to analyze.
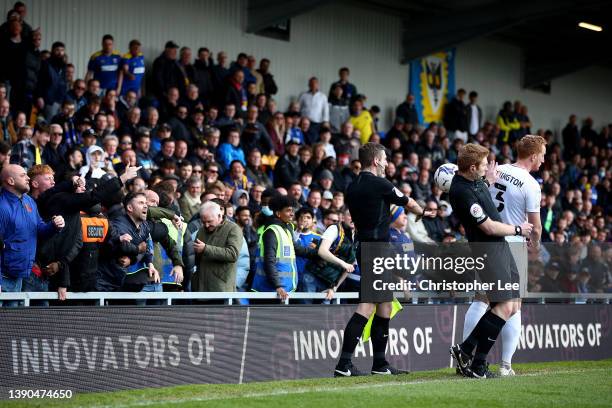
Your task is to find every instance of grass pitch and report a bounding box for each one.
[6,359,612,408]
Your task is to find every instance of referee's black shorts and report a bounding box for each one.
[357,241,394,304]
[475,242,520,302]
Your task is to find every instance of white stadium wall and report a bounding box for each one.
[5,0,406,128]
[455,38,612,139]
[4,0,611,133]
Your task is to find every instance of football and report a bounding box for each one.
[434,163,458,193]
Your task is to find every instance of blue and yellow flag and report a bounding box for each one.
[409,49,456,125]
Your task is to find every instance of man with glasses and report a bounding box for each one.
[65,80,87,112]
[118,135,133,153]
[323,209,340,228]
[204,162,220,184]
[249,184,265,214]
[191,163,203,179]
[42,124,65,168]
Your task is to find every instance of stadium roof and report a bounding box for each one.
[247,0,612,88]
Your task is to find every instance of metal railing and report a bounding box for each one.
[0,291,609,307]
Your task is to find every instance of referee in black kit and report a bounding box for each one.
[334,143,435,377]
[448,143,533,378]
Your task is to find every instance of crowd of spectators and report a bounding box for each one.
[0,2,610,305]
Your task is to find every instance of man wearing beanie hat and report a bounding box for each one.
[317,169,335,192]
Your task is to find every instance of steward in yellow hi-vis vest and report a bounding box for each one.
[251,195,317,302]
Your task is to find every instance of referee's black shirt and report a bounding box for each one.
[346,171,410,242]
[449,174,504,243]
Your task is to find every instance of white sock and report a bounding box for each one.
[462,301,489,341]
[501,310,521,367]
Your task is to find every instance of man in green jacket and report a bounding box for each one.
[192,200,243,293]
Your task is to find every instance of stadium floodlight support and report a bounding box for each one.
[0,291,609,307]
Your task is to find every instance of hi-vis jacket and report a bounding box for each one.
[252,219,317,292]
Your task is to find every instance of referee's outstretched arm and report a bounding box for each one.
[405,198,436,221]
[478,217,533,238]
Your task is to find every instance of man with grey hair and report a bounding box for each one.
[192,201,243,293]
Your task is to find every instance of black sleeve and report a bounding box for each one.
[259,126,273,155]
[454,188,488,226]
[266,75,278,95]
[109,221,140,257]
[62,177,123,215]
[274,159,290,187]
[152,58,165,97]
[380,178,410,206]
[294,239,318,259]
[45,177,121,215]
[395,104,405,120]
[35,61,49,99]
[43,180,75,197]
[262,228,281,288]
[53,230,83,289]
[182,230,195,287]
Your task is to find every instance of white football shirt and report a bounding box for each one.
[489,163,541,226]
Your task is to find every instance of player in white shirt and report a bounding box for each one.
[461,135,546,376]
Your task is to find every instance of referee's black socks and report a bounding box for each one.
[371,314,390,368]
[460,310,506,364]
[338,313,369,366]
